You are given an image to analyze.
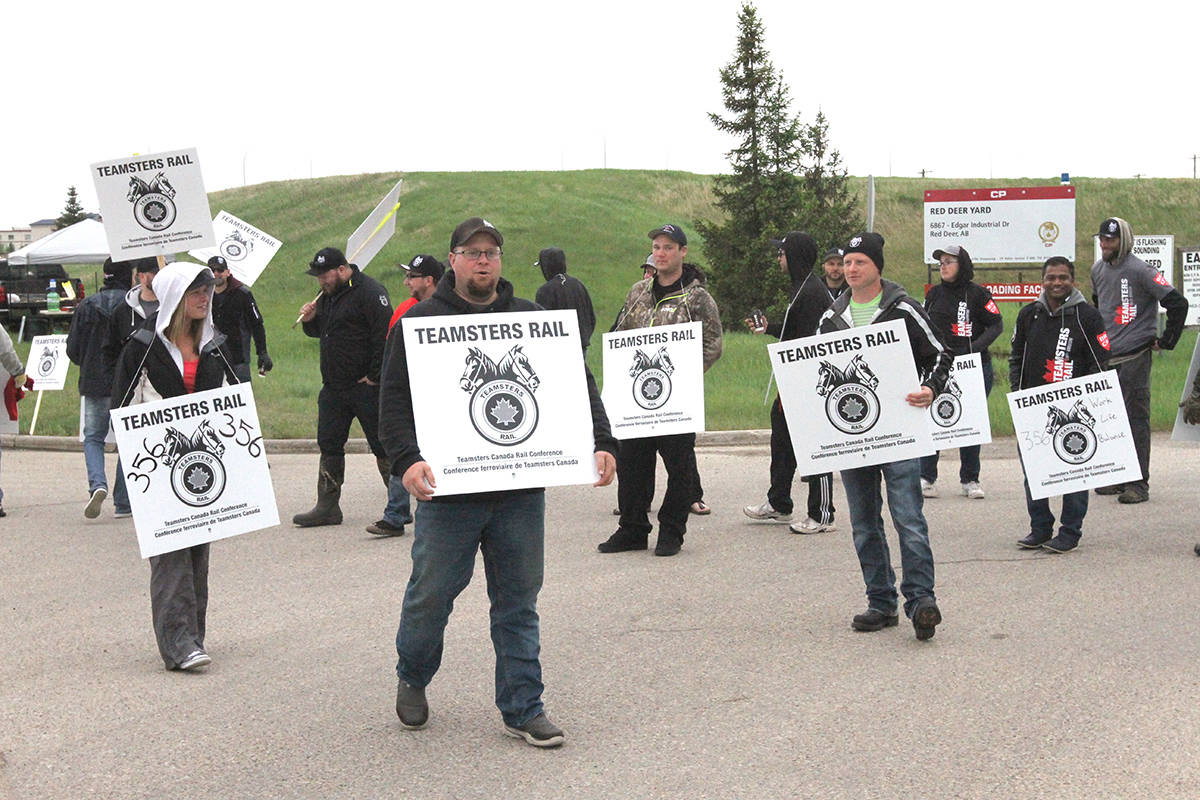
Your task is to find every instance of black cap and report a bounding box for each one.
[134,257,159,274]
[307,247,348,276]
[403,254,444,281]
[1098,218,1121,238]
[187,268,217,291]
[648,224,687,246]
[931,244,963,261]
[102,257,117,276]
[207,255,229,271]
[536,247,566,272]
[821,248,844,262]
[844,232,886,272]
[450,217,503,250]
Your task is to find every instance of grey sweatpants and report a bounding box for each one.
[150,543,210,668]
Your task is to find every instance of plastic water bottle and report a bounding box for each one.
[46,279,60,312]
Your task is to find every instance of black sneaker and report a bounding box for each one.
[1117,484,1149,504]
[1017,531,1052,549]
[1094,484,1124,496]
[851,608,899,632]
[1042,534,1078,553]
[597,529,648,553]
[912,597,942,641]
[503,712,564,748]
[654,534,683,557]
[396,680,429,730]
[366,519,406,537]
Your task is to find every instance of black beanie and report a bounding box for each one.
[844,232,885,272]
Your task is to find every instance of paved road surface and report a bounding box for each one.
[1,436,1197,799]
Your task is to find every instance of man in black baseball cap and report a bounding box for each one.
[295,247,394,529]
[208,255,271,383]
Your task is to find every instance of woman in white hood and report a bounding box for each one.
[112,261,238,671]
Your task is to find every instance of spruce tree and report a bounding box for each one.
[696,3,860,326]
[55,186,87,230]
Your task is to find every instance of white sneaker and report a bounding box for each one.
[920,479,938,498]
[742,501,792,522]
[178,650,211,670]
[789,517,836,534]
[962,481,985,499]
[84,487,107,519]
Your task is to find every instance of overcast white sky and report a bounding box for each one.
[5,0,1198,226]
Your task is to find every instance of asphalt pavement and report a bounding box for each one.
[1,434,1198,799]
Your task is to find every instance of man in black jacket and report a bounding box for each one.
[67,257,133,519]
[919,244,1003,500]
[208,255,272,382]
[1010,256,1110,553]
[534,247,596,351]
[379,217,616,748]
[294,247,393,527]
[818,232,951,641]
[744,234,844,533]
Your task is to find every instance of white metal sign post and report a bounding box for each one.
[601,321,705,439]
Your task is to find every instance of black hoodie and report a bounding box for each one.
[1009,288,1110,390]
[766,235,845,341]
[923,248,1003,360]
[378,270,617,503]
[534,251,596,350]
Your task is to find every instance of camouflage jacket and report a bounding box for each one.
[613,264,723,371]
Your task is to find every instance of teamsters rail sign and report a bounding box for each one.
[769,319,935,473]
[1007,371,1139,500]
[91,148,216,260]
[110,384,279,559]
[925,353,991,450]
[401,310,599,495]
[188,210,282,286]
[601,321,704,439]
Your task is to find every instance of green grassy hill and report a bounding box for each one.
[15,170,1200,437]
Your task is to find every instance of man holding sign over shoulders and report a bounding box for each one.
[817,233,951,641]
[379,217,616,747]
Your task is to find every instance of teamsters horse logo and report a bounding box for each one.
[929,374,963,428]
[125,171,178,232]
[1045,399,1097,465]
[36,346,57,377]
[629,346,675,410]
[460,345,540,446]
[815,353,881,434]
[219,229,253,262]
[157,420,227,507]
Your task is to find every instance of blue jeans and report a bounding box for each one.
[83,395,129,512]
[840,458,936,618]
[921,357,994,484]
[383,474,412,526]
[395,491,546,726]
[1023,478,1088,544]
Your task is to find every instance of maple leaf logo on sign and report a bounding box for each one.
[460,345,540,446]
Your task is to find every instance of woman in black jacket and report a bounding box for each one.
[919,245,1003,500]
[112,262,238,671]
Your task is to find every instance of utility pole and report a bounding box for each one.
[1192,154,1197,179]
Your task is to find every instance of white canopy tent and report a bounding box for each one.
[7,219,109,265]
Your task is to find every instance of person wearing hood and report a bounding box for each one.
[818,232,951,641]
[378,217,617,747]
[1090,217,1189,504]
[533,247,596,352]
[111,262,238,671]
[919,244,1003,500]
[67,257,135,520]
[743,233,845,534]
[295,247,394,529]
[599,224,722,558]
[209,255,271,383]
[102,257,160,378]
[1010,256,1110,552]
